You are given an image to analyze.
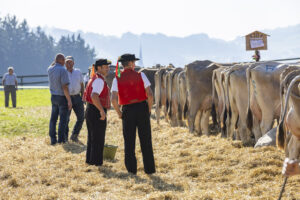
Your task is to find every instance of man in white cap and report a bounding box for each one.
[2,66,18,108]
[65,56,85,142]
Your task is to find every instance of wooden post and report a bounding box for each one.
[20,77,23,90]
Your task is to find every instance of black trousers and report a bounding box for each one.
[122,101,156,174]
[4,85,16,107]
[85,103,107,166]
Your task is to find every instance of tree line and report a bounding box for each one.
[0,15,96,76]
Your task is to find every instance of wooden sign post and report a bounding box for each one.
[245,31,269,51]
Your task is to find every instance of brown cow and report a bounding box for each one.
[212,66,232,137]
[185,61,219,135]
[277,66,300,161]
[168,68,183,126]
[246,62,289,140]
[177,70,188,126]
[139,68,158,95]
[155,68,170,124]
[165,69,175,123]
[225,64,254,145]
[162,70,171,122]
[105,66,116,89]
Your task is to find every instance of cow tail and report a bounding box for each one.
[277,78,286,150]
[220,73,227,138]
[246,66,253,131]
[235,115,239,130]
[277,75,300,150]
[225,70,233,119]
[226,69,238,130]
[184,101,188,120]
[168,73,173,119]
[211,70,218,126]
[221,108,227,138]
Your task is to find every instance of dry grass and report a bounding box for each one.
[0,107,299,199]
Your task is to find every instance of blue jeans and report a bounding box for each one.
[66,94,84,139]
[49,95,69,144]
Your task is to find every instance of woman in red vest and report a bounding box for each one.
[111,54,156,174]
[83,59,111,166]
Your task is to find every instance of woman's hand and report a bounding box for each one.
[100,109,106,120]
[117,111,122,119]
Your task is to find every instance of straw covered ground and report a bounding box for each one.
[0,90,299,200]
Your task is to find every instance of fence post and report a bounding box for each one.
[20,77,23,90]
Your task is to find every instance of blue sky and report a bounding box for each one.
[1,0,300,41]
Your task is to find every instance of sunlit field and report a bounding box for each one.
[0,90,299,200]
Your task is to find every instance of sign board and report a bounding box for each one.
[245,31,269,51]
[250,38,264,48]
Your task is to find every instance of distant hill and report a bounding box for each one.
[43,24,300,68]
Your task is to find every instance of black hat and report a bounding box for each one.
[118,54,140,62]
[95,59,112,67]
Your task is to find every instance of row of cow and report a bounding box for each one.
[153,60,300,160]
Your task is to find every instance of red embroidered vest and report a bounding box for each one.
[84,73,111,109]
[117,68,147,105]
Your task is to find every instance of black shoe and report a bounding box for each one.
[128,171,137,175]
[146,171,156,175]
[70,134,79,142]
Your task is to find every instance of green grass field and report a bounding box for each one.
[0,89,51,107]
[0,89,51,137]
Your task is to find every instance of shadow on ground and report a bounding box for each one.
[149,175,184,192]
[98,166,184,192]
[63,142,86,154]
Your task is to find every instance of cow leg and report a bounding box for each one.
[164,100,169,122]
[252,116,262,142]
[201,109,210,136]
[177,104,184,127]
[171,101,178,127]
[238,122,253,146]
[235,120,241,140]
[287,134,300,160]
[188,103,200,133]
[155,104,161,124]
[226,109,238,140]
[184,107,189,127]
[220,108,227,138]
[194,110,202,135]
[260,113,274,136]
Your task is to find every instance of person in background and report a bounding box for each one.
[252,50,261,62]
[111,54,156,175]
[83,59,111,166]
[48,53,72,145]
[65,56,84,142]
[83,67,92,88]
[2,66,18,108]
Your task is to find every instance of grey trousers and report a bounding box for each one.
[4,85,16,107]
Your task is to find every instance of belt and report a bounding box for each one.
[87,103,107,112]
[122,101,146,108]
